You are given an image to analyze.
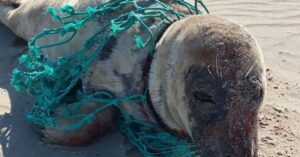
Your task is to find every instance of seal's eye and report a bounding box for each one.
[194,91,216,104]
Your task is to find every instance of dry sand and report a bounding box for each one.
[0,0,299,156]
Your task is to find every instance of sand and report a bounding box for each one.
[0,0,299,157]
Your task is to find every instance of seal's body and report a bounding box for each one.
[0,0,266,156]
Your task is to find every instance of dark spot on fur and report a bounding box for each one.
[3,2,20,8]
[63,79,82,103]
[89,71,94,77]
[98,36,117,60]
[121,74,135,94]
[113,70,119,77]
[11,2,20,8]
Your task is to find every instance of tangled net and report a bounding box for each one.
[11,0,209,156]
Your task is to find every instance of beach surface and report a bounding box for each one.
[0,0,300,156]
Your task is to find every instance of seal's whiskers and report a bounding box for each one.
[244,61,256,78]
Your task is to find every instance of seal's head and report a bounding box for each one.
[149,15,266,157]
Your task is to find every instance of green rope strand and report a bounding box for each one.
[11,1,209,156]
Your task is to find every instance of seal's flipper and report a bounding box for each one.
[38,102,116,146]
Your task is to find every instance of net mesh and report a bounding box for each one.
[11,0,209,156]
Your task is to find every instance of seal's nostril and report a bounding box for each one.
[225,155,231,157]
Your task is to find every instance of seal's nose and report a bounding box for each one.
[218,138,255,157]
[193,110,258,157]
[195,136,255,157]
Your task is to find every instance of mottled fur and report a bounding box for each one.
[0,0,265,156]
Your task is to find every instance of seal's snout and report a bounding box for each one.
[150,15,265,157]
[192,109,258,157]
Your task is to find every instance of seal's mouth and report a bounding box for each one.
[191,109,258,157]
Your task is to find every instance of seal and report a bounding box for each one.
[0,0,189,146]
[0,0,266,156]
[149,15,266,156]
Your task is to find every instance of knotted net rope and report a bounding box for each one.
[11,0,209,156]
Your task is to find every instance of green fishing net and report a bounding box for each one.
[11,0,209,156]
